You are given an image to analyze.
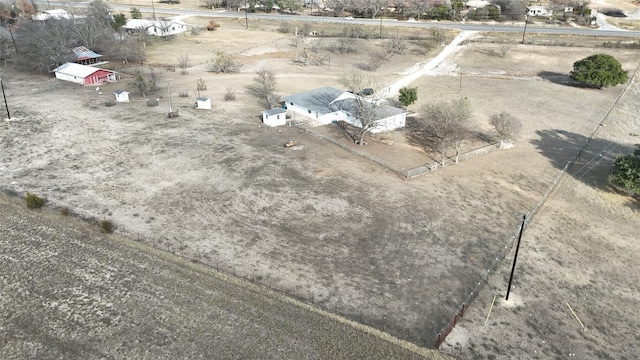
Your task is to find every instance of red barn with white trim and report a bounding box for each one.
[52,63,117,86]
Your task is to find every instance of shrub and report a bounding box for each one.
[608,145,640,196]
[207,20,220,31]
[208,51,240,73]
[99,219,114,233]
[105,100,116,107]
[278,21,291,34]
[224,88,236,101]
[570,54,628,88]
[130,7,142,19]
[25,192,44,209]
[399,87,418,107]
[60,207,69,216]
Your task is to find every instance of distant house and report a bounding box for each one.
[72,46,103,65]
[34,9,71,21]
[527,6,553,17]
[283,86,406,133]
[196,97,211,109]
[124,18,187,37]
[52,63,116,86]
[262,108,287,127]
[114,90,130,102]
[465,0,490,9]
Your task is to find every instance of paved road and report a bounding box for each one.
[38,1,640,38]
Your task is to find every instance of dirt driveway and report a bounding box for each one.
[1,16,639,356]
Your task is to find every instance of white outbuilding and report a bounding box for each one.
[114,90,130,102]
[196,97,211,109]
[262,108,287,127]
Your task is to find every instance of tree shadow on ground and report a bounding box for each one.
[537,71,578,86]
[404,116,441,163]
[531,129,639,209]
[405,117,496,164]
[537,71,601,88]
[473,47,501,58]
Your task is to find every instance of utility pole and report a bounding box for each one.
[506,214,527,301]
[521,14,528,44]
[151,0,156,20]
[8,25,17,55]
[1,77,11,119]
[379,14,383,39]
[245,0,248,29]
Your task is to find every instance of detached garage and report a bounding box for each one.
[52,62,117,86]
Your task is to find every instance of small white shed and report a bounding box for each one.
[114,90,130,102]
[196,97,211,109]
[262,108,287,127]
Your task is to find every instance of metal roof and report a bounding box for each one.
[264,108,286,115]
[284,86,344,115]
[72,46,103,61]
[284,86,406,120]
[52,63,101,77]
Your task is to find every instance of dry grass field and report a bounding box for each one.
[0,193,447,360]
[1,13,639,359]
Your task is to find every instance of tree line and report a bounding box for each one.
[204,0,593,22]
[2,0,145,73]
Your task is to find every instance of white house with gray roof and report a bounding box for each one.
[283,86,406,133]
[124,19,187,37]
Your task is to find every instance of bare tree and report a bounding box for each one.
[339,71,385,145]
[68,0,115,50]
[309,38,323,52]
[328,38,358,54]
[489,112,522,148]
[497,42,514,58]
[105,33,146,64]
[208,51,240,73]
[366,0,389,18]
[391,37,407,55]
[430,27,445,46]
[364,51,385,71]
[246,68,279,108]
[135,28,151,48]
[14,0,145,71]
[132,69,159,98]
[14,20,76,72]
[290,35,303,49]
[197,78,207,91]
[301,22,312,36]
[421,98,473,164]
[179,53,190,75]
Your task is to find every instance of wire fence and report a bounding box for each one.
[406,143,501,178]
[293,122,503,179]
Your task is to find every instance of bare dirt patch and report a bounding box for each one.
[1,17,639,357]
